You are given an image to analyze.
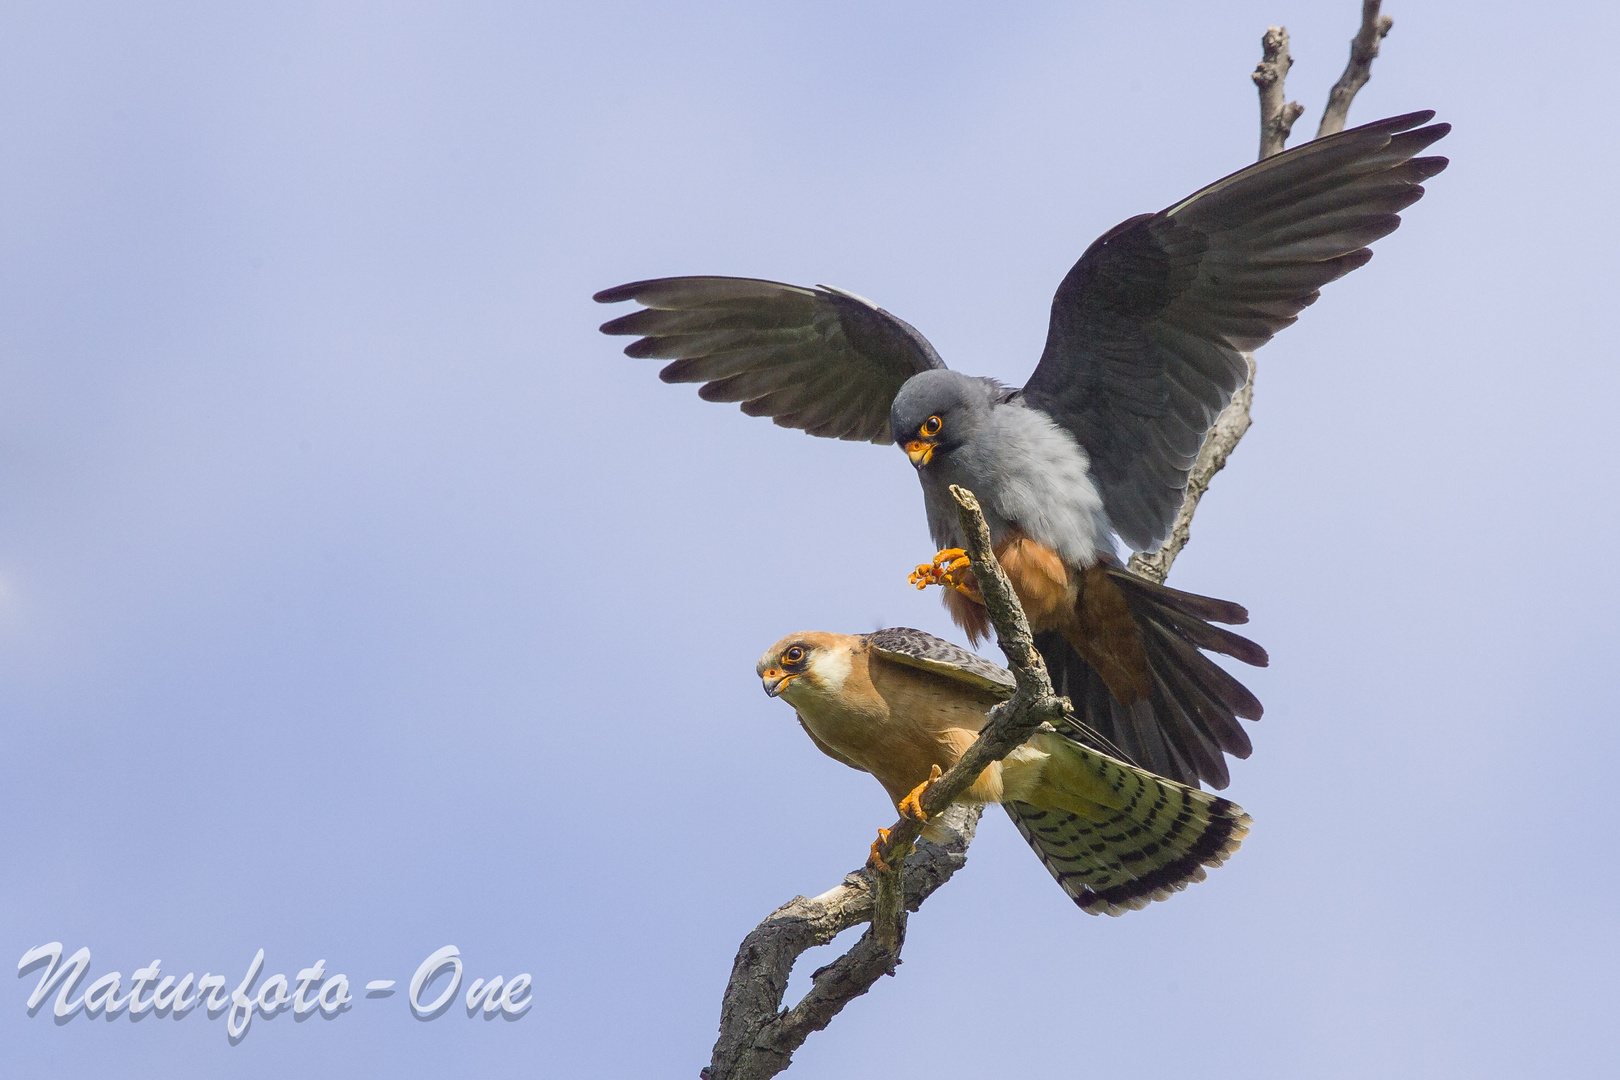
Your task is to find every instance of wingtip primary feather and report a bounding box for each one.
[1330,109,1437,141]
[593,280,648,304]
[1409,155,1450,182]
[1381,108,1436,131]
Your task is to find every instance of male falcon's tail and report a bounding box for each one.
[1039,565,1267,790]
[1003,734,1250,916]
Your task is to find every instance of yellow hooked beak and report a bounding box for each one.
[904,440,935,466]
[761,669,797,698]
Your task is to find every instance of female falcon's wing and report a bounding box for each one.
[863,628,1015,698]
[1021,111,1449,551]
[595,276,945,444]
[865,628,1135,762]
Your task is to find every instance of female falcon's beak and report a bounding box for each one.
[760,669,796,698]
[758,638,817,698]
[904,439,935,466]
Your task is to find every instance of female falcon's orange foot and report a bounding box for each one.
[908,548,971,592]
[898,764,944,823]
[867,827,894,873]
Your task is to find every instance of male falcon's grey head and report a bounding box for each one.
[889,370,1005,469]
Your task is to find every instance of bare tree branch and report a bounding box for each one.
[711,6,1402,1072]
[1319,1,1393,137]
[1253,27,1305,159]
[1130,6,1391,584]
[701,803,982,1080]
[703,486,1065,1080]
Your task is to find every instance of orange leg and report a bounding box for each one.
[869,764,946,872]
[898,764,944,823]
[908,548,972,593]
[867,827,894,873]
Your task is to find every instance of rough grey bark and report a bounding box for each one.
[707,9,1398,1075]
[1319,1,1394,138]
[700,802,982,1080]
[1253,27,1305,160]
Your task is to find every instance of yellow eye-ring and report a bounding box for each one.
[783,646,806,664]
[920,415,942,437]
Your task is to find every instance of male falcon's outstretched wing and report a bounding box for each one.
[595,276,944,444]
[757,629,1250,915]
[1022,111,1450,550]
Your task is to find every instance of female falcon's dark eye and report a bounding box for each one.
[920,415,943,437]
[783,646,806,665]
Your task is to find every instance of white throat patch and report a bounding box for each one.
[807,647,852,697]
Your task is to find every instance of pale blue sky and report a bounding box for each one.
[3,2,1616,1076]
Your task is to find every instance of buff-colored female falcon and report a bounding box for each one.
[757,627,1249,916]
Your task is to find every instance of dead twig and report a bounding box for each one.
[1319,1,1393,137]
[1253,26,1305,160]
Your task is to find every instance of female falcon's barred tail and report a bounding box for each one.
[1004,745,1250,916]
[1040,565,1267,790]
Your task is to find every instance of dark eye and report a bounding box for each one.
[783,646,806,665]
[921,415,942,437]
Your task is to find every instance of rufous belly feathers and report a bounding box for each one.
[941,530,1152,707]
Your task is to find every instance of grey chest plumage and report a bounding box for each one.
[918,400,1114,568]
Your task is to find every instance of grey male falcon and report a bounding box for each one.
[597,111,1450,789]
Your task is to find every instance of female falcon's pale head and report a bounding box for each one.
[888,370,1002,470]
[756,632,858,702]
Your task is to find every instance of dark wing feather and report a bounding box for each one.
[596,276,946,444]
[1035,564,1266,790]
[1022,111,1449,550]
[863,627,1015,697]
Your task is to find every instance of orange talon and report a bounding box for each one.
[908,548,971,592]
[899,764,944,823]
[867,827,893,873]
